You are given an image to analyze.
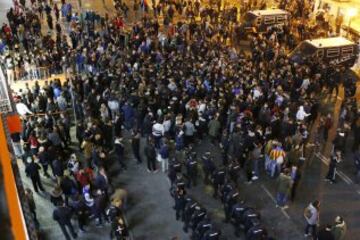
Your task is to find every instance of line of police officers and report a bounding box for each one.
[168,149,272,240]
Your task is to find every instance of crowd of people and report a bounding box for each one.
[1,0,359,239]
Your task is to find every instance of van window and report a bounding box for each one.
[317,49,324,58]
[341,46,353,55]
[327,48,340,57]
[264,16,275,25]
[256,17,261,25]
[276,15,286,24]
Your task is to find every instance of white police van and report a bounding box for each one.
[289,37,359,67]
[242,9,290,33]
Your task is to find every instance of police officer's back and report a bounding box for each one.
[186,153,198,187]
[202,228,221,240]
[211,168,226,198]
[192,216,212,240]
[190,206,207,231]
[183,198,198,232]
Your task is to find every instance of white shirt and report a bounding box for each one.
[16,102,33,116]
[152,123,165,137]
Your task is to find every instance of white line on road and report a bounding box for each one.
[260,184,291,219]
[357,190,360,195]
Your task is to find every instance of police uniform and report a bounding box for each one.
[245,225,268,240]
[168,160,182,185]
[202,154,216,184]
[190,206,207,231]
[183,199,198,232]
[170,174,186,198]
[174,188,186,221]
[192,217,212,240]
[231,202,248,236]
[211,168,226,198]
[202,229,221,240]
[220,183,233,203]
[242,208,261,233]
[228,162,240,186]
[186,156,198,188]
[224,190,239,222]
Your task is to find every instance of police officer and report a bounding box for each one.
[246,225,268,240]
[170,174,186,198]
[192,216,212,240]
[202,228,221,240]
[174,187,187,221]
[231,202,248,237]
[190,206,207,232]
[186,152,198,188]
[224,190,239,222]
[211,168,226,198]
[202,153,216,184]
[220,182,234,204]
[183,198,198,233]
[228,159,240,186]
[168,159,182,185]
[242,208,261,233]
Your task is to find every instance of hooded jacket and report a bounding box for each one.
[332,220,347,240]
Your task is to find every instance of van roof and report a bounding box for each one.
[248,9,289,16]
[306,37,355,48]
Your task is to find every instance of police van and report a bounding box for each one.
[289,37,359,67]
[242,9,290,33]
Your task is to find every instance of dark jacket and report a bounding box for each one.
[25,162,41,178]
[145,144,156,160]
[53,206,73,224]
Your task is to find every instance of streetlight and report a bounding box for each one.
[347,8,358,37]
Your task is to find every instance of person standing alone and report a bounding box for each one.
[304,200,320,239]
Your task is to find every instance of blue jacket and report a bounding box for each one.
[160,145,169,159]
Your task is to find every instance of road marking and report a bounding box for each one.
[260,185,291,219]
[315,153,353,185]
[357,190,360,195]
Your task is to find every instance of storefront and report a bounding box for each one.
[314,0,360,40]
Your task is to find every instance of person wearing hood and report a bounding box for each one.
[332,216,347,240]
[304,200,320,239]
[296,105,311,122]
